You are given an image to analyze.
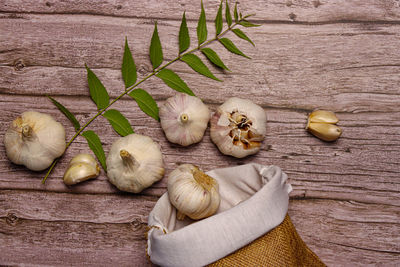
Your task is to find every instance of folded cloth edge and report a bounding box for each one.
[147,164,292,267]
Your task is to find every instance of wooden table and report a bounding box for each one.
[1,0,399,266]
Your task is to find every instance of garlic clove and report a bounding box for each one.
[63,153,100,185]
[69,153,99,167]
[210,97,267,158]
[160,93,210,146]
[106,134,165,193]
[4,111,66,171]
[307,110,339,124]
[307,122,342,142]
[168,164,220,220]
[63,163,100,185]
[306,110,342,142]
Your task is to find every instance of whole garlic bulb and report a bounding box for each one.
[168,164,220,220]
[63,154,100,185]
[159,93,210,146]
[4,111,66,171]
[106,134,165,193]
[210,97,266,158]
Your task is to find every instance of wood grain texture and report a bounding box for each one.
[1,0,400,22]
[1,190,398,266]
[1,13,400,113]
[0,0,399,266]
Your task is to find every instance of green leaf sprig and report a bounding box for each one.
[42,1,259,183]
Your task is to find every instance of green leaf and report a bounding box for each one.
[82,130,107,171]
[122,38,137,88]
[232,28,255,46]
[219,38,250,59]
[179,12,190,54]
[239,20,261,27]
[85,65,110,110]
[215,1,223,36]
[47,95,80,131]
[129,89,159,121]
[201,48,230,71]
[150,22,163,69]
[103,109,134,137]
[225,0,232,27]
[234,2,238,22]
[197,0,207,45]
[242,13,256,19]
[156,68,195,96]
[181,53,221,81]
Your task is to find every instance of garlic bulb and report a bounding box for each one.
[63,154,100,185]
[306,110,342,142]
[210,97,266,158]
[4,111,66,171]
[106,134,165,193]
[168,164,220,220]
[159,93,210,146]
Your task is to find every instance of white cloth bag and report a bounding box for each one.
[147,163,293,267]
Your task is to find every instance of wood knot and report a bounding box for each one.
[138,65,151,75]
[288,12,297,21]
[130,218,145,231]
[116,4,122,10]
[6,212,19,226]
[312,0,321,8]
[14,59,26,71]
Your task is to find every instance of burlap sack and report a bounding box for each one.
[146,164,325,267]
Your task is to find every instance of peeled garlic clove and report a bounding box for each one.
[308,110,339,124]
[106,134,165,193]
[307,122,342,142]
[168,164,220,220]
[4,111,66,171]
[159,93,210,146]
[210,97,267,158]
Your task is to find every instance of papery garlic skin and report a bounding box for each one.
[106,134,164,193]
[306,110,342,142]
[63,154,100,185]
[4,111,66,171]
[168,164,220,220]
[210,97,266,158]
[160,93,210,146]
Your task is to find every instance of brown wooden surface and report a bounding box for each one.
[1,0,399,266]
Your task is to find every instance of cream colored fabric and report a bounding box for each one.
[147,164,292,267]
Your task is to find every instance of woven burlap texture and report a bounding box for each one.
[209,214,326,267]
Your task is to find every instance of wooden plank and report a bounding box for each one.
[289,199,400,266]
[1,0,400,22]
[0,189,398,265]
[1,14,400,112]
[0,94,398,206]
[0,190,156,224]
[0,218,152,266]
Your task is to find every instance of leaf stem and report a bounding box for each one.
[42,19,244,183]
